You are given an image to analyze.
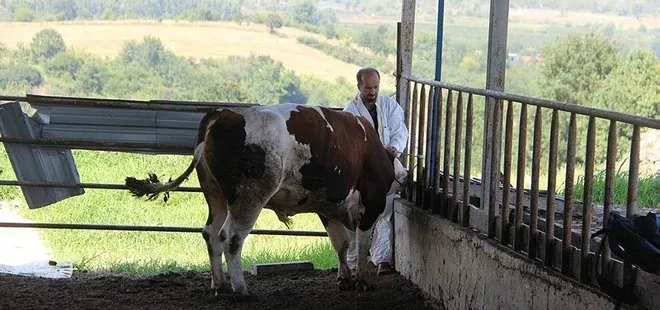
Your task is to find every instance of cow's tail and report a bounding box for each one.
[125,142,205,201]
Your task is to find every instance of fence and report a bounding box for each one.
[0,95,326,237]
[397,74,660,286]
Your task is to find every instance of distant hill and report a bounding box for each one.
[1,0,658,22]
[0,20,361,84]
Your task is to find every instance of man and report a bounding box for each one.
[344,67,408,275]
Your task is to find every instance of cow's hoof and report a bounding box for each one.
[337,277,354,290]
[229,292,252,302]
[212,282,233,296]
[354,280,373,292]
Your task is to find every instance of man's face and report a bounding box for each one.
[358,72,380,105]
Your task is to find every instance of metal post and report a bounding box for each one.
[482,0,510,217]
[399,0,416,115]
[429,0,445,187]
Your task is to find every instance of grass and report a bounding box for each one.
[572,171,659,209]
[1,143,657,276]
[0,20,360,84]
[0,148,336,273]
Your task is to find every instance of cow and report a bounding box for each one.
[125,104,407,296]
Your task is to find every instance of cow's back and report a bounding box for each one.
[198,107,287,206]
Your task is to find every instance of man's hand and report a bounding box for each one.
[384,146,399,157]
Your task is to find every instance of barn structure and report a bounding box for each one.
[0,0,659,309]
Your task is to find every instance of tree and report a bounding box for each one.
[13,6,35,21]
[0,64,43,88]
[45,51,83,77]
[587,49,660,163]
[288,0,320,24]
[30,28,67,61]
[591,49,659,118]
[540,31,619,105]
[266,13,283,34]
[76,61,106,94]
[321,24,338,40]
[53,0,77,20]
[119,36,168,69]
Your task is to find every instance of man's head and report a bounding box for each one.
[356,68,380,106]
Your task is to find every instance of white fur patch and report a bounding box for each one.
[355,118,368,142]
[311,106,334,132]
[342,189,363,229]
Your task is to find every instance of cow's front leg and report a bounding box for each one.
[354,225,375,291]
[318,215,353,290]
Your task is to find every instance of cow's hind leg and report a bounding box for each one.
[202,201,229,294]
[318,215,353,290]
[220,196,272,296]
[197,162,231,294]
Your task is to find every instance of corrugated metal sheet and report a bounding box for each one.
[38,107,204,150]
[0,102,84,209]
[0,102,216,208]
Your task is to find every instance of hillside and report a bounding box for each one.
[0,20,361,84]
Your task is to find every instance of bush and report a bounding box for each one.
[45,51,84,77]
[30,29,67,61]
[13,7,35,22]
[0,64,43,88]
[296,36,394,74]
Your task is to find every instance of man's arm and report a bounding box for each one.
[386,99,408,154]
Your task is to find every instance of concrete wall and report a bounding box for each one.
[393,200,616,310]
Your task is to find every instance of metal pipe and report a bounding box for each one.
[396,22,403,105]
[1,94,258,112]
[451,92,464,222]
[488,98,503,238]
[513,104,528,252]
[581,116,597,283]
[0,179,201,192]
[0,222,327,236]
[424,86,435,209]
[602,120,617,272]
[433,89,444,215]
[562,113,577,275]
[417,85,428,207]
[403,75,660,129]
[0,137,192,154]
[442,90,453,218]
[403,80,414,172]
[435,0,445,82]
[409,83,420,203]
[627,126,640,216]
[545,110,559,267]
[462,94,474,227]
[429,0,445,189]
[501,100,513,245]
[529,107,543,260]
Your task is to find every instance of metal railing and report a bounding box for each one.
[399,74,659,285]
[0,95,327,237]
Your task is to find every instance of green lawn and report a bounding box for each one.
[0,149,336,273]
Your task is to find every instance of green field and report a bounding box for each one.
[0,149,336,273]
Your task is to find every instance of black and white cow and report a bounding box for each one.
[125,104,407,295]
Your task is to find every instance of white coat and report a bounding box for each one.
[343,92,408,268]
[344,92,408,154]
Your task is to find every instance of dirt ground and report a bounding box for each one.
[0,264,437,310]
